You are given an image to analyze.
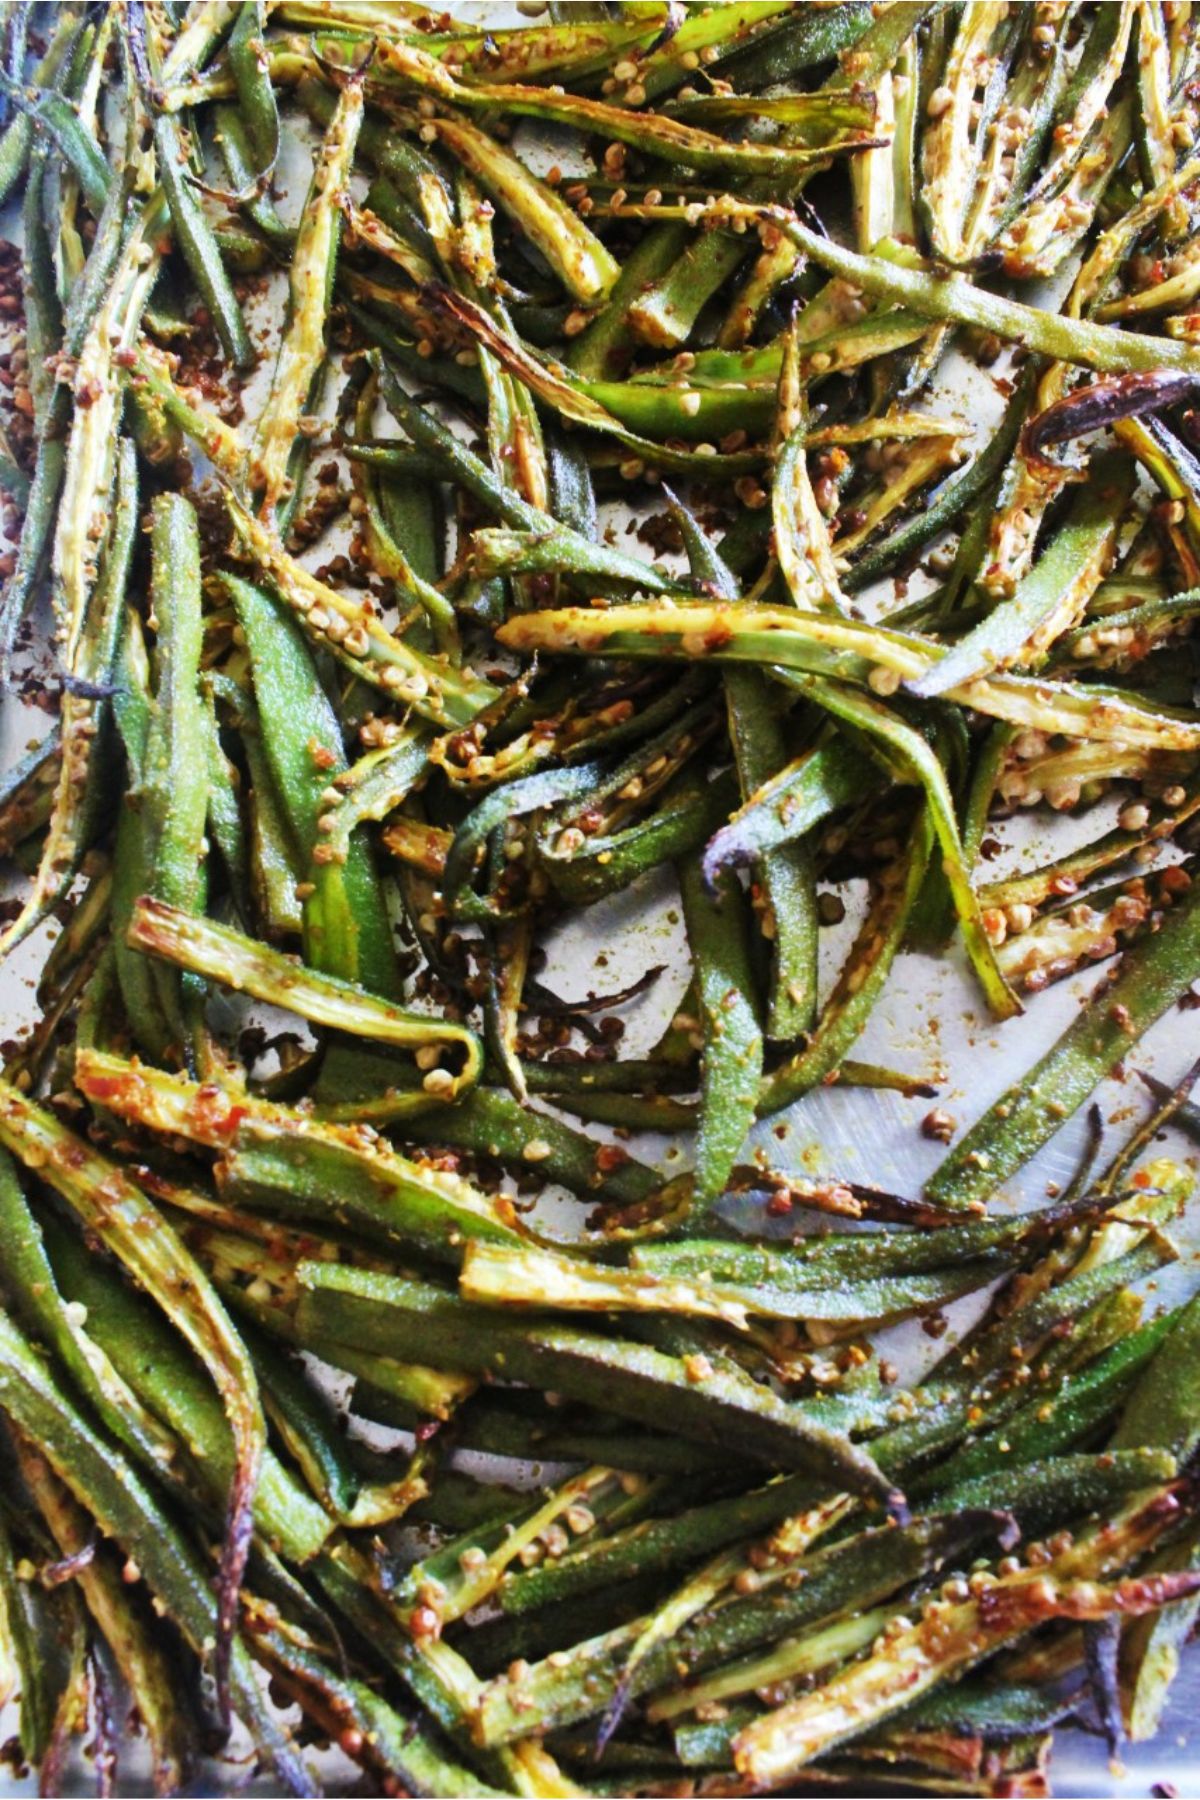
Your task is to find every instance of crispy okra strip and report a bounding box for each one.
[243,1325,430,1530]
[703,734,880,886]
[908,1313,1175,1499]
[0,1085,267,1724]
[137,494,210,1048]
[662,1453,1172,1739]
[759,804,934,1113]
[846,359,1040,594]
[226,0,278,175]
[733,1484,1198,1786]
[15,1443,196,1799]
[669,482,819,1041]
[493,1470,829,1623]
[346,364,459,654]
[422,285,764,478]
[0,1306,312,1793]
[679,855,764,1209]
[251,70,363,512]
[376,40,872,180]
[412,106,618,306]
[496,600,1200,752]
[539,763,738,909]
[134,52,254,369]
[779,672,1019,1019]
[459,1237,1010,1330]
[0,1149,179,1479]
[251,1619,506,1800]
[73,1048,519,1264]
[774,399,848,616]
[224,517,494,727]
[927,875,1200,1209]
[612,197,1200,377]
[0,439,137,961]
[294,1264,902,1508]
[226,573,405,995]
[472,1511,1006,1746]
[0,1500,88,1781]
[399,1084,660,1208]
[51,180,166,674]
[0,6,82,206]
[911,451,1136,696]
[1107,1289,1200,1739]
[127,896,483,1100]
[41,1215,331,1562]
[373,358,680,586]
[0,68,110,216]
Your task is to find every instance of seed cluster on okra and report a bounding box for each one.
[5,2,1200,1796]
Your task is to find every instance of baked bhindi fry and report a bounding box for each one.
[4,2,1200,1794]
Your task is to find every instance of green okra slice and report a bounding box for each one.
[0,438,137,962]
[786,674,1019,1019]
[16,1442,196,1798]
[1107,1287,1200,1737]
[0,742,69,856]
[376,38,867,180]
[539,764,738,908]
[150,107,254,370]
[928,878,1200,1211]
[493,1470,827,1622]
[0,1507,87,1776]
[254,1621,506,1800]
[760,800,934,1113]
[420,285,764,478]
[0,6,82,207]
[634,0,800,100]
[295,1264,901,1508]
[680,854,764,1208]
[402,1084,661,1208]
[202,691,253,927]
[939,1448,1178,1538]
[732,1483,1197,1787]
[472,1510,1008,1745]
[126,896,482,1102]
[41,1216,332,1562]
[442,758,605,921]
[0,1148,178,1480]
[251,69,363,511]
[225,523,495,730]
[397,1465,629,1629]
[911,453,1136,698]
[565,225,692,379]
[0,1081,265,1723]
[73,1049,519,1264]
[908,1312,1174,1498]
[495,600,1200,753]
[460,1238,1008,1331]
[660,1452,1174,1735]
[0,69,109,215]
[0,1305,313,1794]
[226,0,279,177]
[139,493,210,1046]
[620,197,1200,378]
[227,573,402,996]
[374,356,715,582]
[415,105,618,306]
[243,1325,429,1531]
[849,360,1041,596]
[661,1609,893,1735]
